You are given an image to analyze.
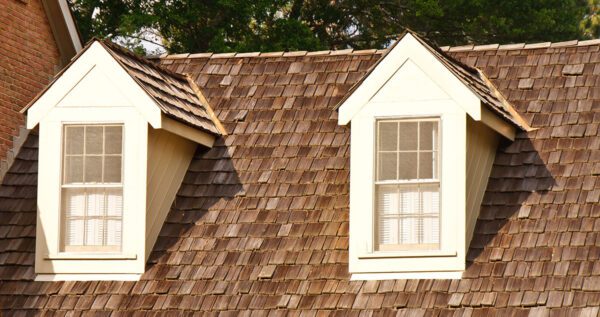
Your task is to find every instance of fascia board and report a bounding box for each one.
[338,33,481,125]
[26,42,162,129]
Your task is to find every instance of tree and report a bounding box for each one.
[68,0,590,54]
[581,0,600,38]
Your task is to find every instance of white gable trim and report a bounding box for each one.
[26,42,162,130]
[338,33,481,125]
[161,115,216,147]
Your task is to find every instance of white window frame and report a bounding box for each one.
[347,100,467,277]
[373,117,441,252]
[35,107,149,277]
[60,123,125,253]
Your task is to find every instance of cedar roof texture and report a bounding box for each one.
[22,39,223,136]
[99,40,223,136]
[1,41,600,315]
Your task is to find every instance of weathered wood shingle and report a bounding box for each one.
[101,40,222,135]
[1,41,600,314]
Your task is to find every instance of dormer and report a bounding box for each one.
[337,31,531,279]
[23,40,225,281]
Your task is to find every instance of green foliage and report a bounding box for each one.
[69,0,590,54]
[581,0,600,38]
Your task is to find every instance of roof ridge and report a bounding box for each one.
[99,39,190,82]
[149,48,388,60]
[440,38,600,52]
[150,38,600,60]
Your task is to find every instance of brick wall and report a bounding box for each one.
[0,0,61,162]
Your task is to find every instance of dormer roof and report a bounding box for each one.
[336,30,531,133]
[23,39,225,137]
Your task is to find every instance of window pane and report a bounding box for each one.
[86,189,105,217]
[104,156,122,183]
[398,152,417,180]
[106,189,123,217]
[66,219,84,246]
[377,186,399,246]
[85,126,103,155]
[106,220,122,246]
[375,183,440,251]
[84,156,103,183]
[378,122,397,151]
[422,217,439,245]
[378,152,397,181]
[399,185,420,214]
[377,185,399,215]
[421,184,439,214]
[105,126,123,154]
[419,121,438,151]
[398,122,418,151]
[379,217,399,246]
[63,188,85,217]
[401,217,419,245]
[85,219,104,246]
[419,152,435,179]
[65,126,84,155]
[64,156,83,183]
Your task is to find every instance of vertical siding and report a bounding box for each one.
[145,128,196,258]
[465,118,499,249]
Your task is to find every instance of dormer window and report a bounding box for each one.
[61,124,123,252]
[22,39,224,281]
[337,31,529,280]
[376,118,440,252]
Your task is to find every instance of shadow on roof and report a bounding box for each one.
[145,136,244,273]
[465,134,555,273]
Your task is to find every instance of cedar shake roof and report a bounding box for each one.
[23,39,224,136]
[100,40,224,136]
[2,40,600,314]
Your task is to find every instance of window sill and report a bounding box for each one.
[45,253,137,260]
[351,271,462,280]
[358,250,457,259]
[35,273,142,281]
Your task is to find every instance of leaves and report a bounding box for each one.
[69,0,590,54]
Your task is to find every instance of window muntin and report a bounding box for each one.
[61,125,123,252]
[375,119,440,251]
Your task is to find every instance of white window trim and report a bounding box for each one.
[366,115,451,258]
[36,107,148,276]
[348,100,467,276]
[59,123,125,253]
[372,117,442,253]
[45,253,137,260]
[35,273,141,282]
[351,271,463,281]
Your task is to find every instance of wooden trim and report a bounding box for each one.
[358,249,456,259]
[351,271,462,280]
[35,273,141,281]
[480,107,517,141]
[185,75,228,135]
[46,252,136,260]
[476,69,532,131]
[161,115,216,147]
[377,243,440,252]
[41,0,82,65]
[62,245,121,253]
